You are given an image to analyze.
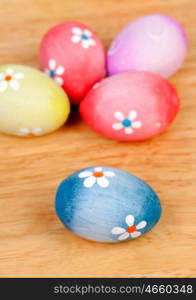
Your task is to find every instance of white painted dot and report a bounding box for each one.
[156,122,161,127]
[93,82,100,89]
[108,40,119,55]
[147,28,168,40]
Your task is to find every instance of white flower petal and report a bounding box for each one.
[56,66,64,76]
[83,29,92,37]
[132,121,142,129]
[89,38,96,46]
[97,176,109,188]
[13,72,24,80]
[49,59,56,70]
[72,27,82,35]
[125,127,133,134]
[111,227,126,235]
[156,122,161,127]
[136,221,147,230]
[54,76,63,86]
[17,133,27,136]
[125,215,135,226]
[0,81,7,92]
[112,123,123,130]
[32,128,42,135]
[94,167,103,172]
[83,176,96,188]
[93,82,100,89]
[9,80,20,90]
[0,73,5,80]
[20,128,29,133]
[131,231,141,238]
[104,171,115,177]
[81,40,90,49]
[44,69,50,76]
[78,171,93,178]
[118,232,129,241]
[17,128,30,136]
[114,111,124,121]
[71,35,81,43]
[5,68,14,76]
[129,110,137,121]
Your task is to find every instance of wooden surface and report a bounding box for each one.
[0,0,196,278]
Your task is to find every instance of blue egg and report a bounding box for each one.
[55,166,162,243]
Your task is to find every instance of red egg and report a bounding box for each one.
[39,22,106,104]
[80,72,180,141]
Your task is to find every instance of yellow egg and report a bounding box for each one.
[0,64,70,137]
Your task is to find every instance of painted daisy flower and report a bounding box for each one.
[71,27,96,49]
[111,215,147,241]
[44,59,64,86]
[0,69,24,92]
[78,167,115,188]
[112,110,142,134]
[17,128,42,137]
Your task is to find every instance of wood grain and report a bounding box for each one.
[0,0,196,277]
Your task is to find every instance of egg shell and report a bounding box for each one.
[80,71,180,141]
[39,22,106,104]
[55,166,162,243]
[107,14,188,78]
[0,65,70,137]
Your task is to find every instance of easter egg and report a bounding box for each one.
[55,166,162,243]
[107,14,188,78]
[39,22,106,104]
[80,71,180,141]
[0,64,70,137]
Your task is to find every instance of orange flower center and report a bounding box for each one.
[5,75,12,81]
[93,172,104,178]
[127,226,136,233]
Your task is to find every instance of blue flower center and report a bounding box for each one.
[50,70,56,78]
[81,34,89,40]
[122,119,132,127]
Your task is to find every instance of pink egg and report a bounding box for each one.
[39,22,106,104]
[107,14,188,78]
[80,72,180,141]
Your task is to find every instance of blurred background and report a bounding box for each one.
[0,0,195,277]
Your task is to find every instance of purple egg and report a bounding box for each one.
[107,14,188,78]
